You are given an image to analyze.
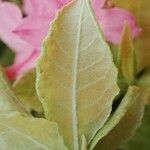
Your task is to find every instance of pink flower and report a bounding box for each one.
[0,0,141,80]
[0,1,39,80]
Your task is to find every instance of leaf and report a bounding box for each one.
[0,67,28,115]
[13,69,44,117]
[90,86,144,150]
[118,23,135,85]
[81,135,87,150]
[0,113,68,150]
[113,0,150,70]
[120,106,150,150]
[36,0,119,149]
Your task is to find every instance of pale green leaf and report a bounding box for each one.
[0,113,67,150]
[0,67,28,115]
[81,135,87,150]
[118,23,135,85]
[13,69,44,117]
[120,106,150,150]
[36,0,119,149]
[90,86,144,150]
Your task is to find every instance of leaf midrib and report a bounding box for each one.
[71,0,84,149]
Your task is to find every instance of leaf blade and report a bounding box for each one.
[118,23,135,85]
[36,0,119,149]
[121,106,150,150]
[81,135,87,150]
[0,113,67,150]
[13,69,44,117]
[0,67,28,115]
[113,0,150,70]
[91,86,144,150]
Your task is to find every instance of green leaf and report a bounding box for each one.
[90,86,144,150]
[0,67,28,115]
[36,0,119,149]
[81,135,87,150]
[120,106,150,150]
[13,69,44,117]
[118,23,135,85]
[0,113,67,150]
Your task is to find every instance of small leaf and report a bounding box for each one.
[118,23,135,85]
[13,69,44,117]
[0,113,67,150]
[36,0,119,149]
[81,135,87,150]
[90,86,144,150]
[120,106,150,150]
[113,0,150,70]
[0,67,28,115]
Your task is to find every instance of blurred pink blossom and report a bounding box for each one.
[0,0,141,80]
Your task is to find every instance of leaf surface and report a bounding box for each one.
[13,69,44,117]
[0,67,28,115]
[118,23,135,85]
[0,113,67,150]
[121,106,150,150]
[91,86,144,150]
[81,135,87,150]
[36,0,119,149]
